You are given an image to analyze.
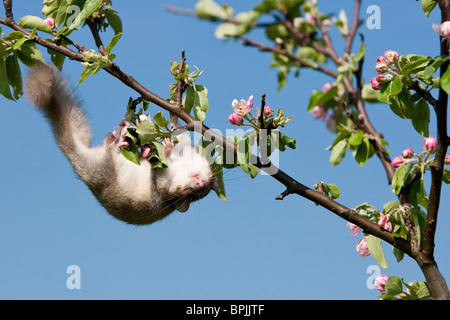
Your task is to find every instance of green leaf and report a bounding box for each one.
[67,0,102,31]
[362,84,379,103]
[383,200,400,214]
[443,168,450,184]
[377,77,402,103]
[5,54,22,100]
[393,247,405,263]
[106,11,123,35]
[12,35,27,51]
[401,56,432,76]
[279,132,296,150]
[240,163,259,179]
[422,0,438,17]
[0,57,14,100]
[266,24,289,41]
[410,207,426,246]
[423,55,448,79]
[193,85,209,121]
[148,141,167,168]
[105,32,122,55]
[136,121,161,146]
[330,139,348,166]
[152,111,170,128]
[15,41,45,66]
[366,235,388,269]
[384,276,404,297]
[415,281,431,299]
[409,179,428,209]
[195,0,228,20]
[214,22,240,39]
[18,15,53,34]
[392,164,412,195]
[348,130,364,146]
[440,64,450,95]
[355,137,370,167]
[48,47,66,70]
[121,141,140,166]
[411,99,430,137]
[54,0,72,28]
[355,41,365,63]
[307,86,338,111]
[327,184,340,199]
[183,85,195,113]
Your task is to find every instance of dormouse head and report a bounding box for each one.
[165,132,219,212]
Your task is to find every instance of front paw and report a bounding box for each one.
[162,138,174,158]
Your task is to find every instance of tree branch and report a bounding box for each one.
[422,0,450,262]
[86,19,106,56]
[234,34,338,78]
[344,0,363,55]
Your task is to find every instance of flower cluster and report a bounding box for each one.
[347,215,391,259]
[228,95,255,125]
[370,50,399,90]
[390,136,441,169]
[228,95,292,130]
[432,21,450,39]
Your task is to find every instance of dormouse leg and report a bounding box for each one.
[162,138,174,158]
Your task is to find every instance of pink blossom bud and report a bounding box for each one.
[356,237,370,257]
[375,274,389,292]
[402,147,414,159]
[375,61,389,73]
[321,82,335,93]
[434,21,450,39]
[310,105,327,120]
[305,12,315,25]
[378,215,392,232]
[391,156,404,168]
[376,74,392,84]
[384,50,399,63]
[370,77,382,90]
[44,17,55,28]
[423,136,437,153]
[141,146,151,158]
[263,106,274,117]
[445,155,450,165]
[376,56,387,64]
[347,222,361,236]
[228,113,243,125]
[370,75,384,90]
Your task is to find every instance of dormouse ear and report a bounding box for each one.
[174,199,190,213]
[211,176,221,194]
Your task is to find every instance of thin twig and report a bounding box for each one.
[345,0,363,55]
[235,34,338,78]
[175,50,187,109]
[3,0,12,19]
[86,19,106,56]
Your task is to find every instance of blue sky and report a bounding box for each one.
[0,0,449,300]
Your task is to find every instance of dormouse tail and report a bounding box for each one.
[25,64,93,159]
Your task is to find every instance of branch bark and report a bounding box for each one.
[2,0,450,299]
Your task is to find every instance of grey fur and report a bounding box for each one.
[25,64,215,225]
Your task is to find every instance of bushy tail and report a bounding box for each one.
[25,64,100,182]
